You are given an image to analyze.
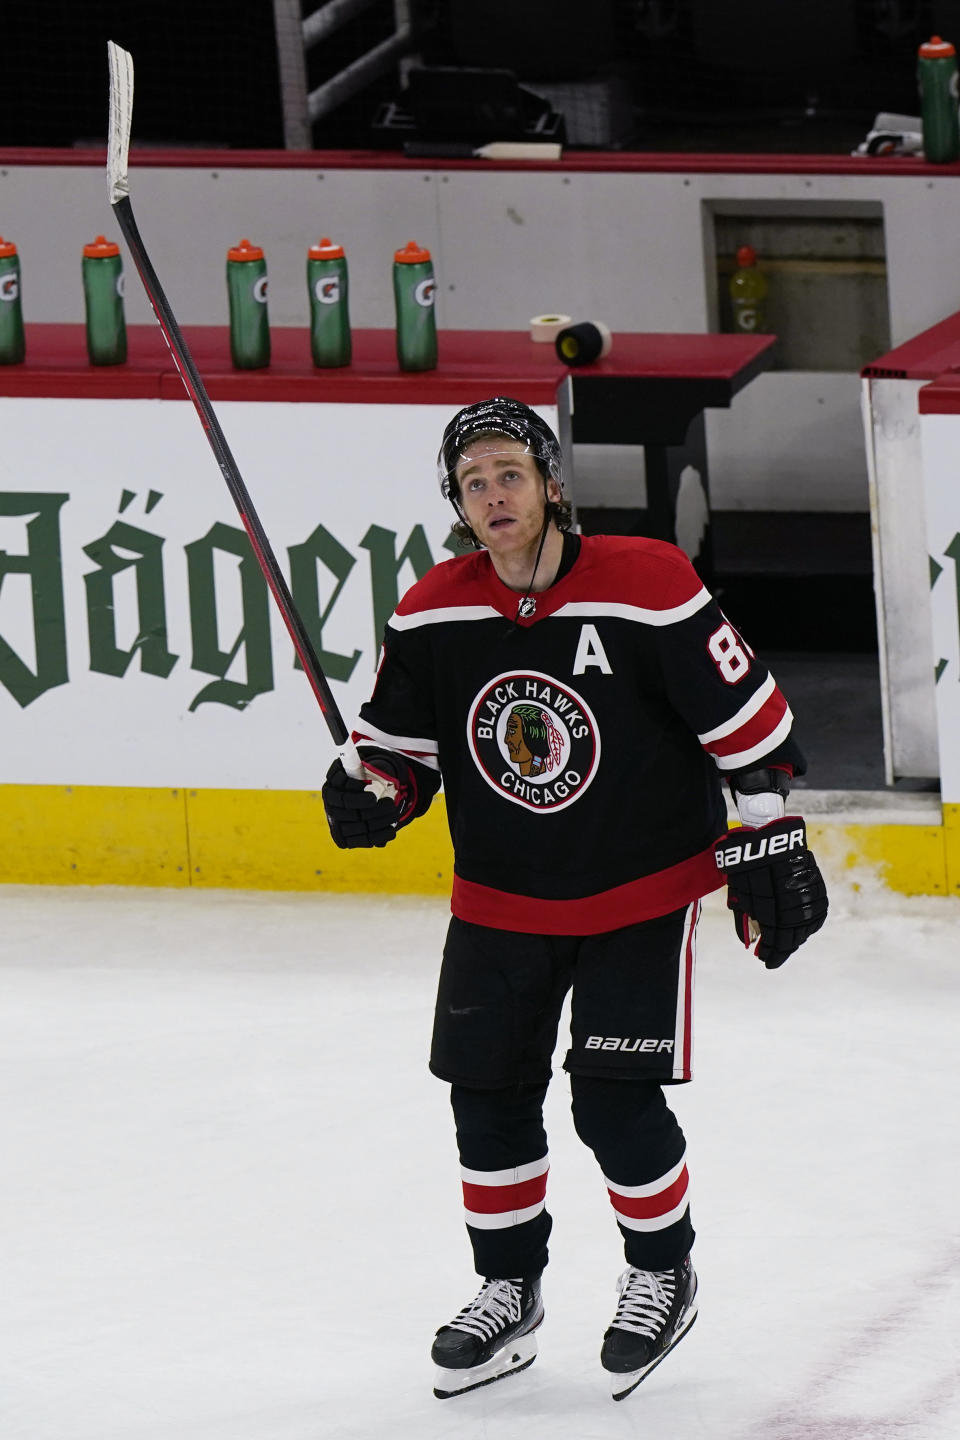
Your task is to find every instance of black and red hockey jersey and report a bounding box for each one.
[354,533,804,936]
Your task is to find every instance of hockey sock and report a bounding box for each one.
[451,1082,552,1277]
[570,1074,695,1268]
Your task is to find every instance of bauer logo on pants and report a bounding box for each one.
[467,670,601,813]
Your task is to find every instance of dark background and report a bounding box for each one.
[3,1,960,151]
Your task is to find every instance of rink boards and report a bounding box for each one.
[0,785,957,898]
[1,395,958,896]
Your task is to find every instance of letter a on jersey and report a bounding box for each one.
[572,623,612,675]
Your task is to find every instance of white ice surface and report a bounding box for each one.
[2,876,959,1440]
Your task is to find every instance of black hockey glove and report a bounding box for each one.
[322,749,417,849]
[714,816,828,969]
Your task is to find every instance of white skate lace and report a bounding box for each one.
[610,1266,676,1339]
[447,1277,523,1341]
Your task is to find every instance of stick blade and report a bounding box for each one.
[106,40,134,206]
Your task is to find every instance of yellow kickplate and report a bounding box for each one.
[808,819,948,896]
[944,804,960,895]
[0,785,953,899]
[0,784,189,887]
[185,787,454,893]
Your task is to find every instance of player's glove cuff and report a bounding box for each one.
[714,815,829,969]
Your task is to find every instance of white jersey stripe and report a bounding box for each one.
[390,604,501,631]
[610,1195,691,1233]
[550,590,711,627]
[464,1200,546,1230]
[697,673,777,744]
[460,1155,550,1187]
[389,591,711,632]
[603,1152,687,1199]
[713,708,794,771]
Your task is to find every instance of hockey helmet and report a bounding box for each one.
[437,397,564,506]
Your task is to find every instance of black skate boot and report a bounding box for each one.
[431,1275,544,1398]
[601,1255,698,1401]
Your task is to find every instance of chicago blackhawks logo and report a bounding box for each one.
[467,670,600,813]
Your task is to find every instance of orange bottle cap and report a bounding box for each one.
[736,245,757,266]
[309,237,345,259]
[394,240,432,264]
[0,236,18,258]
[919,35,956,58]
[227,238,264,262]
[83,235,120,258]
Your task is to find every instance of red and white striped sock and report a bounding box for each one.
[604,1152,690,1234]
[461,1155,550,1230]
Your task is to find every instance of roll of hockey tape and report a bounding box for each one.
[529,314,572,343]
[555,321,612,366]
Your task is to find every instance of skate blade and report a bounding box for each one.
[609,1303,699,1402]
[433,1331,538,1399]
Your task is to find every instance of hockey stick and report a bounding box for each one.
[105,40,381,790]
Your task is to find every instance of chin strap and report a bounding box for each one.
[514,491,554,622]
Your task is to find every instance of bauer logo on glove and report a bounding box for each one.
[714,815,829,969]
[714,824,806,870]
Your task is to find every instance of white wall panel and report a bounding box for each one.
[706,372,868,511]
[5,158,958,515]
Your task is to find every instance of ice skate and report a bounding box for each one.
[601,1256,698,1401]
[431,1274,544,1398]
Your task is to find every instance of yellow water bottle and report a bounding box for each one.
[729,246,768,334]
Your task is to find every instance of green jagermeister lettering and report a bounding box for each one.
[185,521,273,711]
[82,512,178,679]
[288,523,362,682]
[443,531,474,556]
[942,533,960,685]
[359,523,436,652]
[0,493,69,708]
[931,555,946,682]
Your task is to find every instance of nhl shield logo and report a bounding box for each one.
[467,669,601,813]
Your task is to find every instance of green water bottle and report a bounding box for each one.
[308,237,351,367]
[918,35,960,164]
[0,237,25,364]
[82,235,127,365]
[226,238,270,369]
[729,246,768,334]
[393,240,437,372]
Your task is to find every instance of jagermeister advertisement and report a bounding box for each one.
[0,399,559,790]
[921,410,960,804]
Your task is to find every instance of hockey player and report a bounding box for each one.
[321,397,828,1401]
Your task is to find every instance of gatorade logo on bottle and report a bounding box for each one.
[737,308,758,331]
[0,275,18,302]
[116,274,125,298]
[414,277,436,308]
[253,276,269,303]
[316,276,341,305]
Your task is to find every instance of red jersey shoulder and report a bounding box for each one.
[394,549,492,616]
[573,534,707,611]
